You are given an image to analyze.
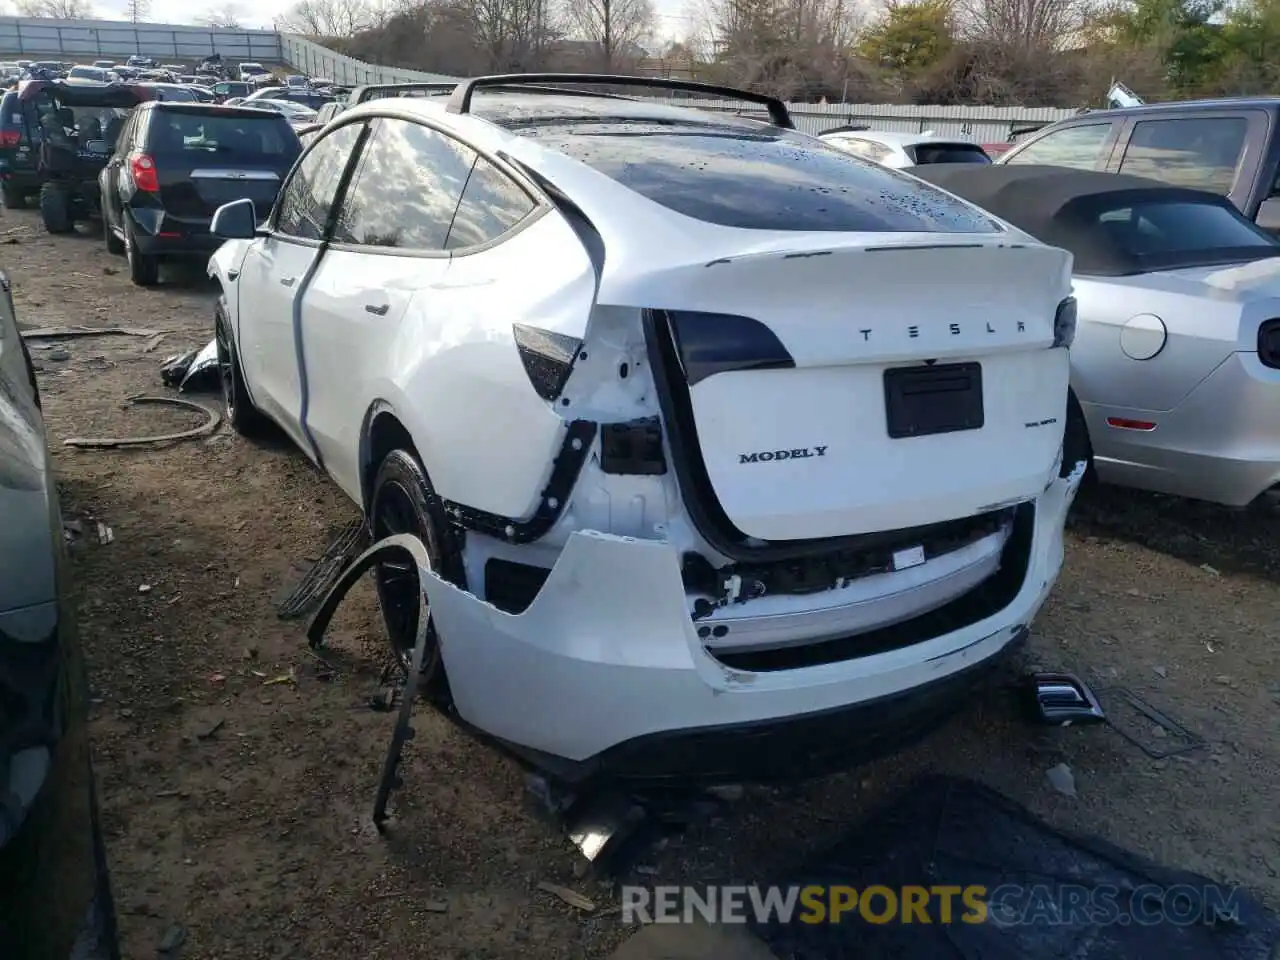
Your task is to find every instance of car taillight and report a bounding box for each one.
[129,152,159,192]
[1259,318,1280,369]
[1053,296,1077,349]
[0,130,19,147]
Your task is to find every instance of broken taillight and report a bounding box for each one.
[0,130,20,148]
[512,323,581,402]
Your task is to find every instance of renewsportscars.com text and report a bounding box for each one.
[621,883,1242,927]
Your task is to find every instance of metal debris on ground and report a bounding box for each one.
[63,395,221,449]
[19,325,163,340]
[96,522,114,545]
[276,517,371,620]
[1102,686,1204,759]
[536,881,597,912]
[160,350,198,387]
[1047,762,1078,798]
[178,339,219,392]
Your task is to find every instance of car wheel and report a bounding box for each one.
[103,210,124,255]
[368,449,461,698]
[215,306,267,436]
[124,222,158,287]
[1062,388,1094,483]
[1,181,25,209]
[38,182,73,234]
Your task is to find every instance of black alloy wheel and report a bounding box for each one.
[368,450,457,697]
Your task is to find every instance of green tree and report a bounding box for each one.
[857,0,955,77]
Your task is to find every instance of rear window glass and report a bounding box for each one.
[912,143,991,165]
[509,120,1000,233]
[1079,199,1277,268]
[148,110,299,159]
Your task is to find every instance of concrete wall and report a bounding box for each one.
[0,15,282,64]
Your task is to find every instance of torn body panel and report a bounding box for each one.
[418,463,1083,773]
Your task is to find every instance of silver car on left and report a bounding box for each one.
[914,163,1280,507]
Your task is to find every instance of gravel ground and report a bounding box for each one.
[5,207,1278,959]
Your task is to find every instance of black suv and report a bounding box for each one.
[100,100,302,285]
[0,90,36,208]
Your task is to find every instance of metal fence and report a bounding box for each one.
[281,35,458,86]
[0,15,283,64]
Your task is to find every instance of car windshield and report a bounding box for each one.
[1075,198,1280,271]
[68,67,107,81]
[241,64,265,74]
[152,109,300,160]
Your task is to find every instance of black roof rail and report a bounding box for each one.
[350,81,458,104]
[445,73,795,129]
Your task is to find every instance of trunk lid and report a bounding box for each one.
[639,239,1073,541]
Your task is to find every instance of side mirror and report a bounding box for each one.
[211,198,258,240]
[1256,197,1280,235]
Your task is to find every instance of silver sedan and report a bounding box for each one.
[913,163,1280,507]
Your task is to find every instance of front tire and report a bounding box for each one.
[368,450,462,698]
[39,182,72,234]
[124,222,158,287]
[215,306,267,436]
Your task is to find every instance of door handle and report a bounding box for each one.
[280,276,296,287]
[364,303,389,316]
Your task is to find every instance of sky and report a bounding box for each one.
[81,0,697,39]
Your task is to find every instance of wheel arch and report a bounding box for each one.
[360,401,422,514]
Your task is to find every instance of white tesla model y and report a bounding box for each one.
[208,75,1085,786]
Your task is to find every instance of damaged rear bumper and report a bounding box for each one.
[425,463,1086,786]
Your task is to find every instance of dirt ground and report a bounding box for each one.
[5,206,1278,959]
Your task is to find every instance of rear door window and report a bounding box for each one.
[1116,116,1248,195]
[331,117,473,250]
[512,120,999,233]
[1003,122,1114,169]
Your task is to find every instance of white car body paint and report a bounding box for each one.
[212,92,1083,777]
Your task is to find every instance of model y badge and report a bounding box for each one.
[740,446,828,464]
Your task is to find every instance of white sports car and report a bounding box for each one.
[207,76,1085,786]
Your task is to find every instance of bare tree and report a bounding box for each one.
[200,1,243,26]
[127,0,151,21]
[958,0,1092,50]
[275,0,373,36]
[567,0,656,69]
[15,0,95,16]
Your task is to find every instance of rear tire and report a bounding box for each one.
[215,306,267,436]
[124,222,158,287]
[103,209,124,255]
[1,181,25,209]
[1062,388,1094,484]
[368,450,462,700]
[39,182,73,234]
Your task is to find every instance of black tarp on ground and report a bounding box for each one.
[750,776,1278,960]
